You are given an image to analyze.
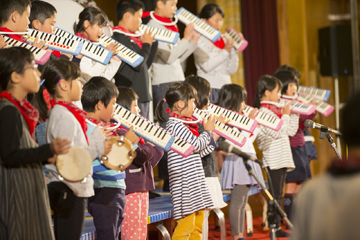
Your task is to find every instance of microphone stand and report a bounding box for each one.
[242,159,294,240]
[319,126,342,160]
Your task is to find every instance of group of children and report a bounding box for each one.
[0,0,317,240]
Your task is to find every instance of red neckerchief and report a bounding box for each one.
[0,91,39,140]
[169,111,199,137]
[144,12,179,32]
[111,25,142,49]
[86,117,118,137]
[261,102,282,118]
[329,156,360,176]
[76,32,90,41]
[52,50,61,57]
[0,27,26,42]
[50,99,89,145]
[212,37,225,49]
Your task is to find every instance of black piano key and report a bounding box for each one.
[144,122,150,131]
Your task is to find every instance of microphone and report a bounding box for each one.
[304,119,342,136]
[218,139,262,165]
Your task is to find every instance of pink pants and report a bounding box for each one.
[121,191,149,240]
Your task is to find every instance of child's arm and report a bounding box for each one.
[150,146,164,167]
[287,113,300,137]
[0,106,54,167]
[80,56,122,80]
[146,41,159,68]
[226,48,239,74]
[87,127,105,159]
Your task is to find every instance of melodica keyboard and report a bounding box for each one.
[224,27,248,52]
[193,108,246,147]
[207,103,258,133]
[297,85,331,102]
[53,27,113,65]
[175,7,221,42]
[2,36,51,65]
[297,91,334,117]
[138,24,179,44]
[97,34,144,68]
[242,105,283,131]
[26,29,83,56]
[279,98,317,115]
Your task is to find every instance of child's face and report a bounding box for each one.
[85,21,103,42]
[203,13,223,30]
[37,14,57,34]
[284,82,298,97]
[130,100,140,115]
[128,9,143,32]
[15,6,31,32]
[266,84,281,102]
[17,61,41,94]
[99,97,116,122]
[158,0,178,19]
[181,98,195,118]
[69,77,82,102]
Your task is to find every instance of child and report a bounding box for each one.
[155,82,217,239]
[29,0,57,35]
[254,75,299,238]
[81,77,139,240]
[216,84,265,240]
[274,70,316,224]
[0,47,71,240]
[73,7,121,81]
[34,59,111,240]
[194,4,238,103]
[112,0,158,119]
[116,86,164,240]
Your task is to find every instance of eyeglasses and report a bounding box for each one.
[22,63,38,72]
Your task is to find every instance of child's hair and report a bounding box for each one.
[116,86,138,111]
[81,77,119,113]
[73,7,107,34]
[199,3,224,19]
[155,82,196,122]
[0,0,31,25]
[216,84,247,112]
[29,0,57,28]
[33,59,81,120]
[153,0,167,6]
[0,47,34,91]
[116,0,145,22]
[184,75,210,109]
[341,91,360,148]
[274,71,299,95]
[253,75,282,108]
[275,65,301,79]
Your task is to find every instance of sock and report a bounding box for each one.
[283,194,294,221]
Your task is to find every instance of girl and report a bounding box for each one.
[34,59,110,240]
[184,75,227,239]
[155,82,217,239]
[216,84,265,240]
[254,75,299,238]
[116,86,164,240]
[74,7,121,81]
[274,70,316,224]
[194,4,238,103]
[0,47,70,240]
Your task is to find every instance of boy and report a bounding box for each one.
[81,76,139,240]
[29,0,57,34]
[112,0,158,119]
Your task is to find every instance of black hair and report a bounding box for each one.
[341,91,360,148]
[81,77,119,113]
[274,71,299,95]
[116,86,138,111]
[155,82,196,122]
[199,3,224,19]
[0,47,34,91]
[184,75,210,109]
[73,7,107,34]
[0,0,31,25]
[153,0,167,6]
[33,59,80,120]
[275,65,301,79]
[116,0,145,22]
[29,0,56,28]
[253,75,282,108]
[216,84,247,112]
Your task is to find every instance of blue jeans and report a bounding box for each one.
[35,122,49,177]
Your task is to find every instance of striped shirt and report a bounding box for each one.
[257,107,299,171]
[166,119,215,220]
[290,112,316,148]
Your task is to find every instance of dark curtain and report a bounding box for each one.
[241,0,280,106]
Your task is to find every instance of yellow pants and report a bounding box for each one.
[172,210,205,240]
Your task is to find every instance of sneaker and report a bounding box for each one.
[275,229,291,238]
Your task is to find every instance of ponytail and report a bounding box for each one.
[33,84,49,120]
[155,99,167,123]
[253,95,261,108]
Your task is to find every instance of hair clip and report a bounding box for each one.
[39,79,45,87]
[58,79,64,85]
[163,98,167,102]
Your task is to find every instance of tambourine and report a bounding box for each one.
[56,146,92,182]
[100,136,136,171]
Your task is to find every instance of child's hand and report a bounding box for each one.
[60,52,73,59]
[105,42,118,52]
[203,115,216,132]
[224,37,235,53]
[141,29,155,45]
[216,113,228,125]
[191,31,201,44]
[103,140,113,155]
[146,141,155,147]
[0,36,7,49]
[282,102,292,115]
[184,23,195,41]
[98,124,113,140]
[75,53,84,59]
[32,36,48,50]
[47,155,57,165]
[124,126,140,144]
[309,100,317,105]
[50,137,71,155]
[248,108,258,119]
